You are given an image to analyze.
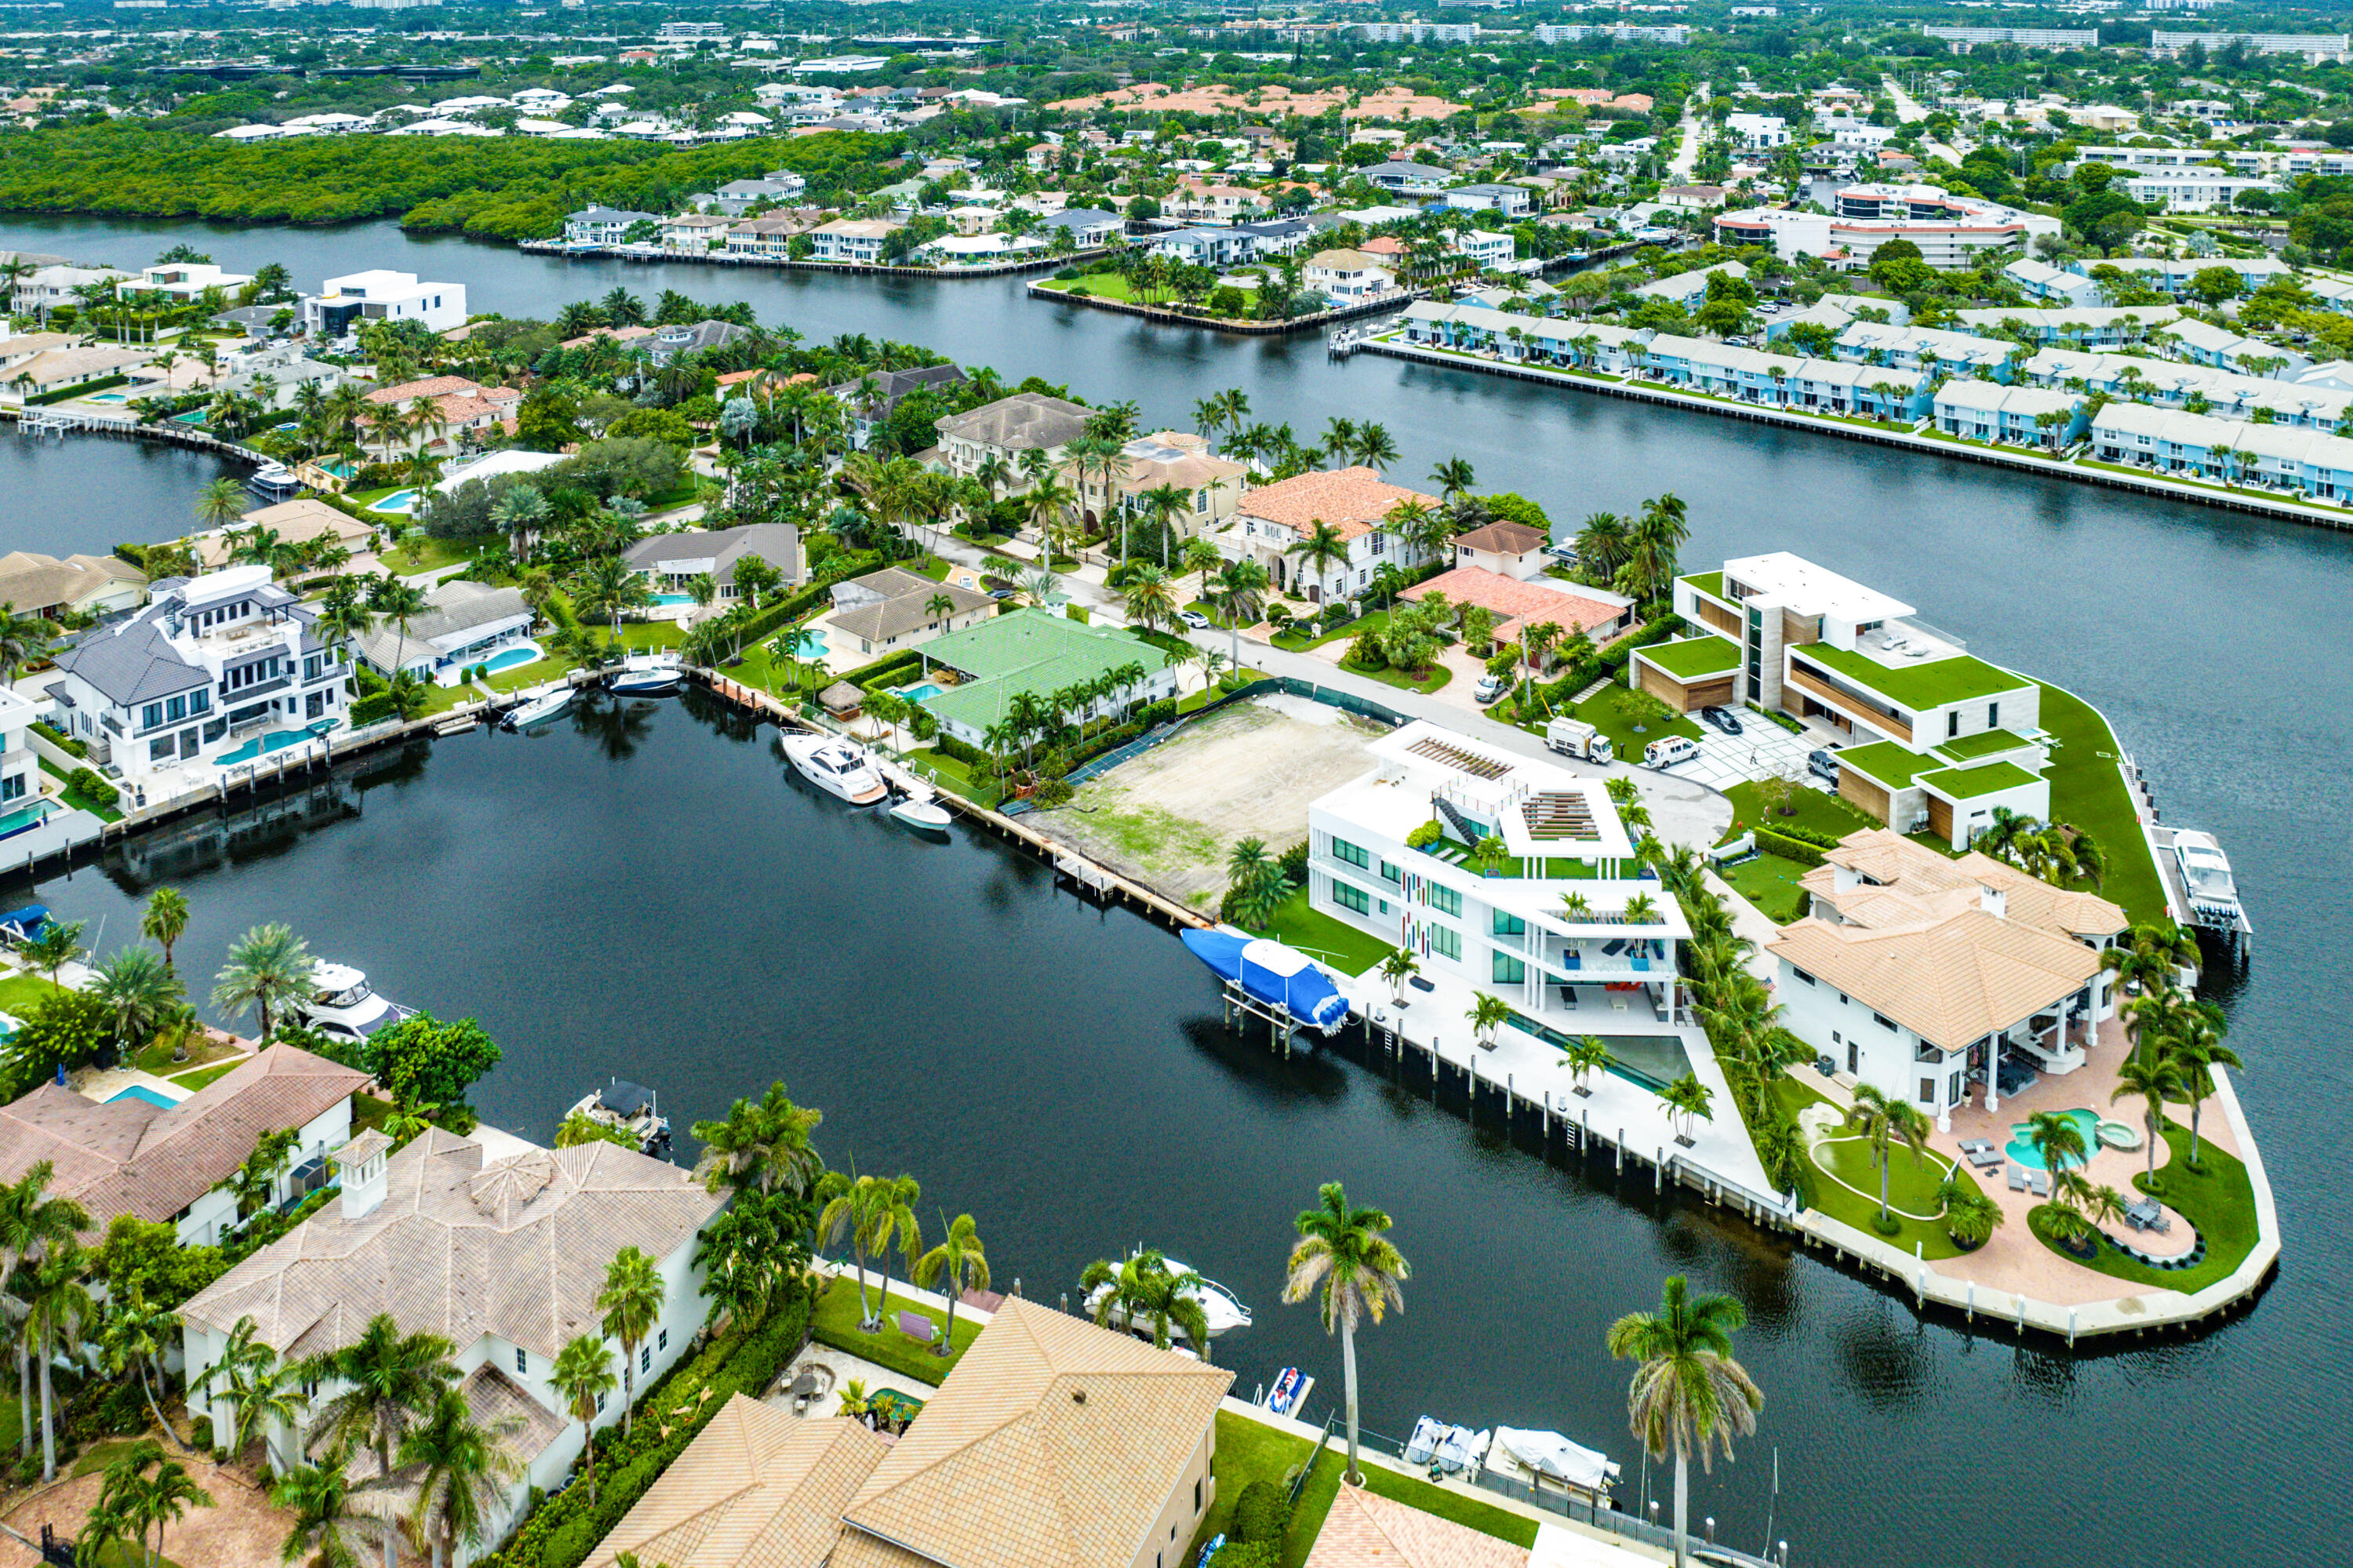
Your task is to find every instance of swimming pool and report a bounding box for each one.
[217,722,333,766]
[896,682,944,704]
[2006,1107,2101,1170]
[84,391,129,405]
[369,489,421,514]
[171,409,208,425]
[479,645,540,675]
[0,801,51,842]
[791,630,829,657]
[652,593,696,606]
[107,1085,180,1110]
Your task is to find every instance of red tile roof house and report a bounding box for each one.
[0,1042,369,1249]
[1403,566,1632,647]
[1226,467,1445,603]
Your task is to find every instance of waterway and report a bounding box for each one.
[3,213,2349,1568]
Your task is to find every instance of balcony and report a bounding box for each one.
[1784,664,1913,744]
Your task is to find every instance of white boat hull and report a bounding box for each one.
[1082,1255,1252,1340]
[889,797,953,833]
[783,734,889,806]
[506,687,574,728]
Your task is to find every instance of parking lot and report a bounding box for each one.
[1662,705,1834,795]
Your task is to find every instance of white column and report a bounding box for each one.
[1984,1031,2000,1115]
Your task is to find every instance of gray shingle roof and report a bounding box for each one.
[933,392,1092,453]
[353,580,530,670]
[622,523,802,579]
[49,600,213,707]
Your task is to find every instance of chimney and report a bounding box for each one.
[329,1129,394,1221]
[1979,884,2006,920]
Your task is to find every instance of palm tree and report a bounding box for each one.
[23,917,83,988]
[1428,454,1475,502]
[1225,837,1285,930]
[0,602,56,687]
[1575,511,1633,583]
[140,887,191,973]
[1623,493,1691,605]
[548,1336,617,1502]
[1660,1071,1715,1141]
[90,944,185,1054]
[2101,919,2200,996]
[689,1082,826,1199]
[2025,1108,2090,1184]
[1079,1248,1211,1356]
[211,922,316,1041]
[299,1312,458,1504]
[196,476,249,531]
[2165,1007,2242,1169]
[1286,519,1352,605]
[1213,557,1270,671]
[1842,1083,1930,1229]
[1606,1277,1764,1568]
[1565,1034,1611,1097]
[141,1456,214,1568]
[369,579,431,679]
[815,1170,887,1329]
[400,1387,523,1568]
[572,555,649,638]
[2111,1051,2185,1189]
[27,1240,95,1479]
[912,1213,989,1358]
[1379,948,1420,1006]
[1939,1177,2004,1250]
[1282,1182,1409,1486]
[1350,423,1398,471]
[1466,991,1511,1047]
[597,1247,665,1436]
[1122,565,1179,634]
[274,1455,370,1568]
[204,1315,304,1470]
[0,1167,86,1462]
[100,1286,192,1453]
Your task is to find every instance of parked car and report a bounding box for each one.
[1177,609,1210,630]
[1474,673,1509,705]
[1700,705,1744,735]
[987,588,1016,601]
[1808,748,1840,783]
[1644,735,1700,769]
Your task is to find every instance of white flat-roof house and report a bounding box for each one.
[0,686,34,839]
[299,270,468,339]
[43,565,351,802]
[1308,721,1691,1032]
[119,262,254,302]
[182,1130,725,1560]
[1769,830,2126,1128]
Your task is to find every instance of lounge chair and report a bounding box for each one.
[2007,1164,2028,1192]
[1967,1144,2004,1170]
[2027,1170,2049,1198]
[896,1310,936,1345]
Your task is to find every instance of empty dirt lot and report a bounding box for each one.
[1029,696,1387,909]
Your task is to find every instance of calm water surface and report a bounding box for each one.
[2,215,2347,1568]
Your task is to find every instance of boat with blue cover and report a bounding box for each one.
[1178,926,1352,1034]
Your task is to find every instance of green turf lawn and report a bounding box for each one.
[0,972,67,1017]
[2035,682,2166,924]
[1569,684,1703,765]
[169,1061,240,1091]
[1722,780,1879,846]
[808,1273,983,1387]
[1185,1410,1321,1567]
[2026,1121,2259,1293]
[1715,851,1813,923]
[1339,655,1453,695]
[1773,1078,1979,1261]
[1289,1447,1542,1554]
[1248,886,1396,977]
[381,535,476,576]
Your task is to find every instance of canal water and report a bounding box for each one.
[4,214,2348,1568]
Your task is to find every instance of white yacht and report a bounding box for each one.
[1082,1251,1253,1342]
[503,683,575,729]
[2173,829,2241,923]
[565,1079,671,1153]
[782,732,888,806]
[293,962,405,1048]
[608,653,682,697]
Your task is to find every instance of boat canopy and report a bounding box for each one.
[1494,1428,1613,1490]
[0,906,49,942]
[1179,928,1351,1032]
[598,1080,659,1116]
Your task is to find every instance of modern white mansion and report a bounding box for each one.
[1306,722,1692,1033]
[44,565,351,804]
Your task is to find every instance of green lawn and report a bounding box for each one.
[1275,609,1381,652]
[2035,682,2166,924]
[133,1028,237,1076]
[1339,655,1453,695]
[1773,1078,1979,1260]
[906,748,1001,808]
[169,1061,240,1091]
[1794,642,2030,711]
[1289,1447,1543,1554]
[38,756,125,821]
[1247,886,1396,977]
[2025,1121,2260,1294]
[808,1272,983,1387]
[0,971,68,1017]
[1722,780,1878,845]
[382,535,476,576]
[1715,851,1813,923]
[1185,1410,1322,1568]
[1568,684,1703,766]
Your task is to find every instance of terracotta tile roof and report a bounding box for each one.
[1806,829,2126,940]
[180,1129,725,1362]
[1767,905,2101,1053]
[583,1399,890,1568]
[365,375,486,406]
[1303,1484,1531,1568]
[1453,521,1548,556]
[1402,567,1624,641]
[838,1297,1231,1568]
[1238,467,1437,543]
[0,1044,369,1234]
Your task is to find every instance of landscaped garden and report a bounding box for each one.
[1715,851,1813,923]
[2026,1122,2259,1294]
[1254,886,1399,977]
[1772,1078,1984,1261]
[808,1272,984,1386]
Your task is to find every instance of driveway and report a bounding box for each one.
[1665,710,1819,794]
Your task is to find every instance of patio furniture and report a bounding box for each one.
[2007,1164,2028,1192]
[1965,1143,2004,1170]
[896,1310,936,1345]
[1601,938,1626,956]
[2027,1170,2049,1197]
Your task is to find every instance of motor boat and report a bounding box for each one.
[781,732,888,806]
[565,1078,671,1152]
[245,461,300,499]
[503,683,575,729]
[2173,828,2241,925]
[1178,925,1351,1034]
[1082,1249,1253,1342]
[888,784,954,836]
[292,962,406,1050]
[607,653,682,697]
[1262,1367,1315,1418]
[1488,1427,1620,1497]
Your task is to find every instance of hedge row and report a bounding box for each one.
[28,374,129,407]
[29,721,85,759]
[480,1287,813,1568]
[1763,820,1843,849]
[1755,826,1828,866]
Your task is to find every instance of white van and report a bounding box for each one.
[1644,735,1700,769]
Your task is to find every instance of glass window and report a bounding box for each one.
[142,703,163,729]
[1330,836,1369,869]
[165,696,184,722]
[191,689,209,714]
[1380,859,1402,884]
[1492,951,1526,984]
[515,1347,526,1373]
[1492,910,1526,936]
[1429,924,1460,960]
[1428,883,1462,917]
[1332,880,1369,915]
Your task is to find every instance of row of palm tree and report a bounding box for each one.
[1573,493,1690,606]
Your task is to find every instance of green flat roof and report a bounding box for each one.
[918,607,1173,731]
[1792,643,2031,714]
[1834,740,1931,789]
[1678,571,1726,600]
[1640,636,1742,679]
[1916,760,2041,799]
[1933,728,2032,763]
